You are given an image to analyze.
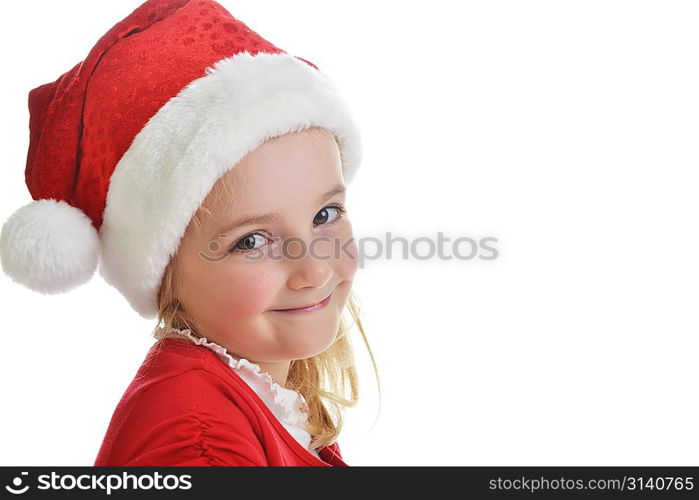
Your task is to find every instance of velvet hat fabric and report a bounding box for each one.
[0,0,362,318]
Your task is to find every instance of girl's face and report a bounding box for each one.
[173,127,358,365]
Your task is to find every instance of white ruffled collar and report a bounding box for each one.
[154,325,319,457]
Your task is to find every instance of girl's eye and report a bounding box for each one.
[313,204,346,226]
[230,233,267,254]
[228,203,347,255]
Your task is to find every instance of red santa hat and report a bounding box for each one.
[0,0,362,319]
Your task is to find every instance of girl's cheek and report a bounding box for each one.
[214,264,279,314]
[336,227,359,278]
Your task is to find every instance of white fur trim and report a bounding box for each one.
[0,198,100,294]
[99,51,362,319]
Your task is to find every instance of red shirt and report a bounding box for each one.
[94,337,347,466]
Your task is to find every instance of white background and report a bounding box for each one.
[1,0,697,466]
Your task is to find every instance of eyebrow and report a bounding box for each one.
[212,184,346,237]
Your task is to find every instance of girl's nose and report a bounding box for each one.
[285,239,334,291]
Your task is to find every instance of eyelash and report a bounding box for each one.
[227,203,347,255]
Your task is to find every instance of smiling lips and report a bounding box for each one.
[274,292,332,314]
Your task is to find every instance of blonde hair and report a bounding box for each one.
[150,128,380,453]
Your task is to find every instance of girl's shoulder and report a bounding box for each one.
[94,338,269,466]
[131,337,260,412]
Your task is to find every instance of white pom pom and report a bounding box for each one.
[0,198,100,294]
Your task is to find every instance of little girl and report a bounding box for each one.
[0,0,377,466]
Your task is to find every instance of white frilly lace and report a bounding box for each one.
[154,326,319,458]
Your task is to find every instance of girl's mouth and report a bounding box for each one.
[272,292,332,314]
